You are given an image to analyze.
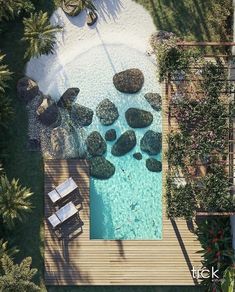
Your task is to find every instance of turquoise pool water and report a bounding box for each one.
[45,44,162,240]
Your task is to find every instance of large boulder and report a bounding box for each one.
[57,88,80,110]
[17,77,39,103]
[146,158,162,172]
[90,156,115,179]
[37,96,60,127]
[113,68,144,93]
[125,108,153,128]
[86,131,107,157]
[111,130,136,156]
[144,93,162,111]
[71,104,94,126]
[96,99,119,126]
[140,130,162,155]
[105,129,116,141]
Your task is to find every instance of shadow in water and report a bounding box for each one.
[90,179,115,239]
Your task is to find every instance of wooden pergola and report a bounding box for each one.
[166,42,235,216]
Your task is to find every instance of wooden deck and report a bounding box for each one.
[44,82,202,286]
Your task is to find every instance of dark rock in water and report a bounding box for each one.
[96,98,119,126]
[57,88,80,110]
[146,158,162,172]
[71,104,94,126]
[61,0,83,16]
[140,130,162,155]
[113,68,144,93]
[17,77,39,103]
[86,131,107,157]
[90,156,115,179]
[133,152,142,160]
[125,108,153,128]
[37,96,60,127]
[144,92,162,111]
[111,130,136,156]
[27,139,41,152]
[87,11,98,26]
[105,129,117,141]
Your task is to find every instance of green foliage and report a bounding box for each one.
[0,0,34,22]
[0,52,12,93]
[221,266,235,292]
[153,36,200,82]
[166,176,197,219]
[0,239,18,260]
[195,164,232,212]
[200,61,229,97]
[0,175,33,229]
[0,255,40,291]
[22,11,62,59]
[196,218,234,291]
[0,94,14,130]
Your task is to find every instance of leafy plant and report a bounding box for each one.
[200,61,228,97]
[0,175,33,229]
[0,52,12,93]
[0,255,40,291]
[0,94,13,129]
[0,0,34,22]
[0,239,18,260]
[196,218,234,291]
[166,175,197,219]
[22,11,62,59]
[221,266,235,292]
[153,36,199,82]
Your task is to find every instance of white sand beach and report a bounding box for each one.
[26,0,157,97]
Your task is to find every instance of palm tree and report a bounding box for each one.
[0,175,33,229]
[0,94,13,129]
[0,53,12,93]
[22,11,62,59]
[0,255,40,291]
[0,0,34,22]
[0,239,18,260]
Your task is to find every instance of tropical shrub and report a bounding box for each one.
[166,176,197,219]
[196,218,234,291]
[0,95,13,129]
[22,11,62,59]
[0,255,40,291]
[0,239,18,260]
[0,175,33,229]
[0,52,12,93]
[200,61,229,97]
[221,266,235,292]
[153,36,199,82]
[0,0,34,22]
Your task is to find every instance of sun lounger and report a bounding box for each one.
[48,189,61,204]
[55,177,78,198]
[47,202,78,229]
[56,201,78,222]
[47,177,78,203]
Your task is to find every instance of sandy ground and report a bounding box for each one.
[26,0,156,95]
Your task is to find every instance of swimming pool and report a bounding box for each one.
[33,43,163,240]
